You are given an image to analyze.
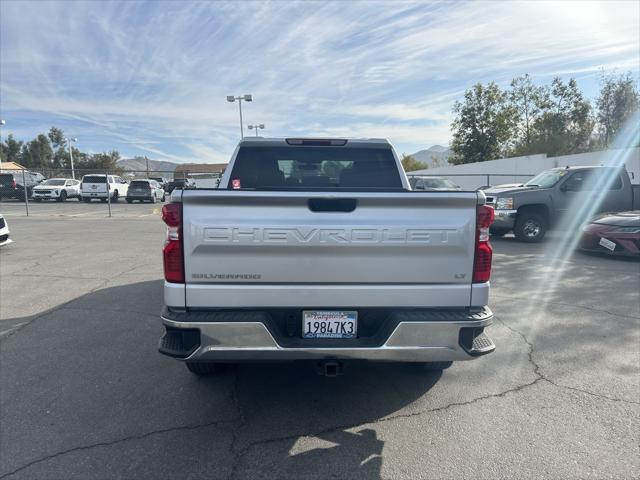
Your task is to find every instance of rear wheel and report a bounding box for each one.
[161,193,166,202]
[112,190,119,203]
[186,362,224,376]
[514,212,547,243]
[57,191,67,202]
[126,199,132,204]
[83,198,91,203]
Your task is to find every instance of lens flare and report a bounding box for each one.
[504,112,639,375]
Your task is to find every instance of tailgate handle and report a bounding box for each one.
[308,198,357,212]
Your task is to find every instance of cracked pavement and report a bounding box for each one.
[0,203,638,479]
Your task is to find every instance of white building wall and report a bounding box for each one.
[407,147,640,190]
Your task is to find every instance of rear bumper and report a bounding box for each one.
[0,188,23,199]
[159,306,494,363]
[81,191,109,198]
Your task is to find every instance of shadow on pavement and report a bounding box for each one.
[1,280,441,479]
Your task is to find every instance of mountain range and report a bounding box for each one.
[408,145,452,169]
[117,157,180,173]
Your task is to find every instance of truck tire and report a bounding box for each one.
[186,362,223,375]
[514,212,547,243]
[490,228,510,237]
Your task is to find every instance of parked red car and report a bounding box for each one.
[579,211,640,258]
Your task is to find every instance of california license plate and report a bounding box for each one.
[599,237,616,251]
[302,311,357,339]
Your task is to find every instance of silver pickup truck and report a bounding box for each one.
[159,138,496,376]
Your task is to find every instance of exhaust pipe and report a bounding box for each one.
[316,360,344,377]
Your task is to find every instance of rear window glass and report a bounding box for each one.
[229,146,402,190]
[130,180,151,187]
[83,176,107,183]
[0,174,15,185]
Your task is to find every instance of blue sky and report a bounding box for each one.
[1,0,638,164]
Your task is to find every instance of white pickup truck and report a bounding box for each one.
[158,138,496,376]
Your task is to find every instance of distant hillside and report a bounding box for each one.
[117,157,179,173]
[409,145,452,168]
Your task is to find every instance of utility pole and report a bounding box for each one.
[145,156,149,178]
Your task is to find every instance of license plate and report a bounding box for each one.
[302,311,357,339]
[599,237,616,251]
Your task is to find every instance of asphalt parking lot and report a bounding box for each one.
[0,202,638,479]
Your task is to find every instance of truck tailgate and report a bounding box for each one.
[181,190,480,308]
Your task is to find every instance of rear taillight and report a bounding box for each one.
[11,180,16,188]
[473,204,495,283]
[162,203,184,283]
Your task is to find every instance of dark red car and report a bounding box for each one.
[580,211,640,258]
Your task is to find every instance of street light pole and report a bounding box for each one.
[0,119,5,171]
[65,137,78,179]
[247,124,265,137]
[226,94,253,139]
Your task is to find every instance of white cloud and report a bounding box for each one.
[0,0,638,161]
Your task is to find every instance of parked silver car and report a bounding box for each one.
[126,179,166,203]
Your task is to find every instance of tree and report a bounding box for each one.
[82,151,122,172]
[401,154,426,172]
[596,71,639,147]
[47,127,66,149]
[47,127,73,170]
[529,77,593,156]
[0,134,24,163]
[449,82,517,164]
[20,134,53,169]
[508,74,548,155]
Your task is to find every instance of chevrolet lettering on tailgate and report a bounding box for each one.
[202,227,458,244]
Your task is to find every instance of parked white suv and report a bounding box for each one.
[81,175,129,202]
[32,178,81,202]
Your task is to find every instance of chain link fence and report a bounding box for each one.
[3,166,536,217]
[0,167,222,217]
[405,173,536,191]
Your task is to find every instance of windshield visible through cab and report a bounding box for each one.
[42,179,66,186]
[524,169,568,188]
